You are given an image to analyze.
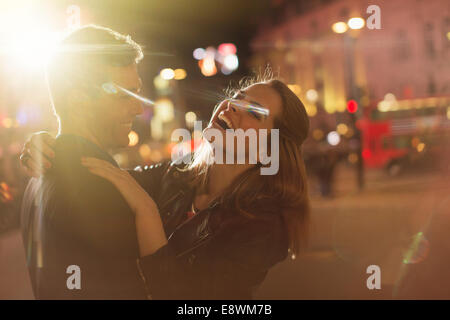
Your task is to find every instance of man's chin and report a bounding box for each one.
[109,135,130,149]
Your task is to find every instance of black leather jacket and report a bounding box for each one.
[131,160,289,300]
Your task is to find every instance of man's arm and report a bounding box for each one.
[42,169,141,299]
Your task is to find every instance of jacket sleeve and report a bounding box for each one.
[137,215,289,299]
[128,161,171,201]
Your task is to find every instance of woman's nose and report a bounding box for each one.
[227,100,237,112]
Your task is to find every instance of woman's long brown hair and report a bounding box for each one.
[187,74,311,257]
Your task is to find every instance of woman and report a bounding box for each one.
[20,77,310,299]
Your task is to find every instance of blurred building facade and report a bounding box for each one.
[249,0,450,173]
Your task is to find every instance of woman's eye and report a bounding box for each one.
[249,110,261,120]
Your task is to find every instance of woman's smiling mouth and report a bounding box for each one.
[215,114,233,130]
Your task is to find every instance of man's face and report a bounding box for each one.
[90,63,143,149]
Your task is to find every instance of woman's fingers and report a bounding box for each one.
[30,132,55,160]
[82,159,125,183]
[25,157,46,178]
[87,166,113,181]
[29,146,52,170]
[81,157,115,169]
[41,132,56,147]
[33,139,55,160]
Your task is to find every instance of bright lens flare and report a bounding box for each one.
[0,9,60,71]
[102,82,154,106]
[228,99,270,118]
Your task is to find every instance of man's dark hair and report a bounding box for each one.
[46,25,143,120]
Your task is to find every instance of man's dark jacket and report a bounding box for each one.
[21,135,147,299]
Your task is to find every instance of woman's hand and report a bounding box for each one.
[81,157,168,256]
[81,157,156,214]
[20,131,55,177]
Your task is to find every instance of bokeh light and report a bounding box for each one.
[332,21,348,33]
[218,43,237,56]
[347,17,365,30]
[153,75,170,91]
[174,68,187,80]
[223,54,239,71]
[185,111,197,128]
[306,89,318,103]
[154,98,174,122]
[337,123,349,135]
[327,131,340,146]
[160,68,175,80]
[128,130,139,147]
[193,48,205,60]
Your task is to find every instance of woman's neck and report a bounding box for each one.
[195,163,253,208]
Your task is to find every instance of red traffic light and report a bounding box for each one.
[347,100,358,113]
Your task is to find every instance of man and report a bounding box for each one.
[21,25,147,299]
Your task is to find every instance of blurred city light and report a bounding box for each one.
[345,127,355,138]
[199,56,217,76]
[193,48,205,60]
[347,17,365,30]
[337,123,349,135]
[195,45,238,76]
[411,137,420,148]
[128,130,139,147]
[160,68,175,80]
[154,98,174,122]
[221,66,232,75]
[174,68,187,80]
[150,116,163,140]
[347,100,358,113]
[138,144,152,160]
[0,182,13,203]
[150,149,163,162]
[306,89,318,103]
[327,131,340,146]
[185,111,197,128]
[332,21,348,33]
[223,54,239,71]
[218,43,237,56]
[153,75,170,91]
[384,93,396,101]
[305,104,317,117]
[348,153,358,164]
[312,129,324,141]
[362,148,372,159]
[417,143,425,153]
[0,6,61,71]
[287,84,301,96]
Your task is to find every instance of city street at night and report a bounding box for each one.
[1,0,449,307]
[259,166,450,299]
[2,166,449,299]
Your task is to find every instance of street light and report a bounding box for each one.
[332,21,348,34]
[347,17,365,30]
[332,17,365,190]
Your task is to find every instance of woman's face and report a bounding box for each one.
[204,83,283,162]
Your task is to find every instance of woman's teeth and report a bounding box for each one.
[218,115,233,129]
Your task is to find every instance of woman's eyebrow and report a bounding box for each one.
[237,90,264,107]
